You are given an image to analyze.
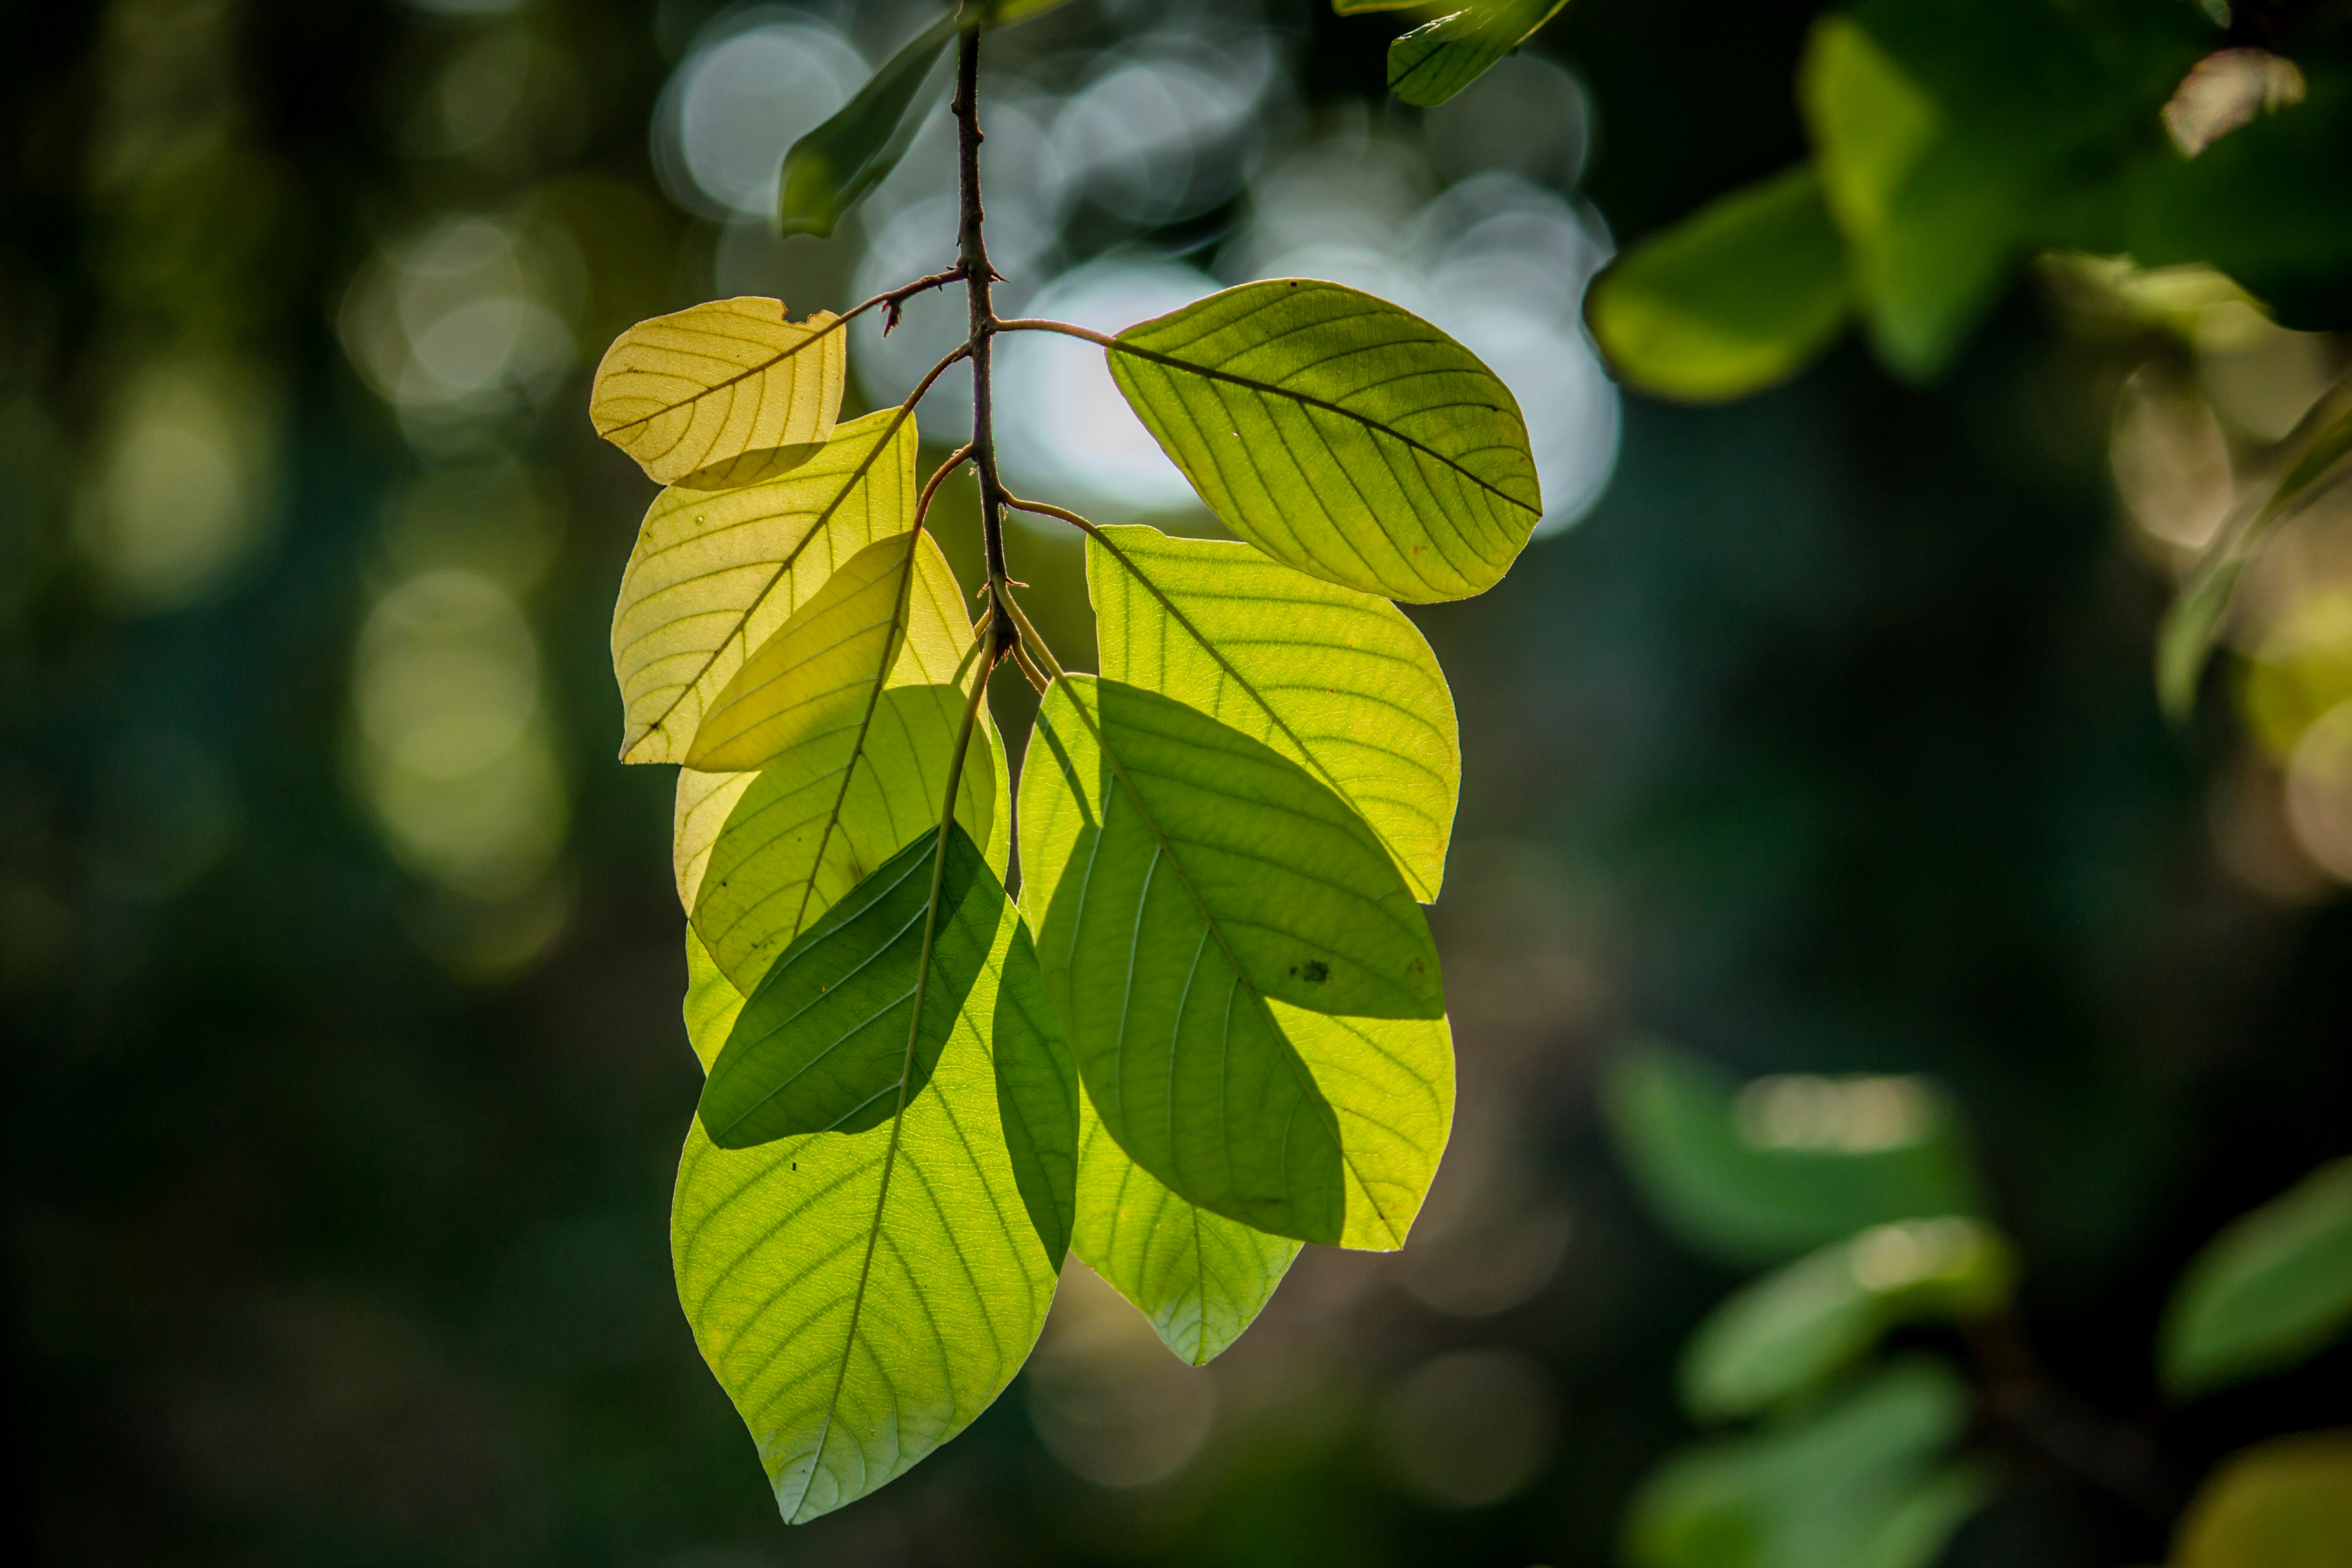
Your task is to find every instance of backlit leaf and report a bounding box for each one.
[701,825,990,1145]
[590,299,846,485]
[1387,1,1571,108]
[610,406,919,765]
[1072,1088,1301,1366]
[1681,1218,2016,1422]
[1588,166,1851,403]
[1086,523,1459,902]
[1019,674,1451,1247]
[2172,1431,2352,1568]
[695,684,1003,993]
[2158,390,2352,722]
[962,0,1076,24]
[1627,1359,1993,1568]
[1602,1043,1984,1266]
[2161,1156,2352,1397]
[688,530,965,773]
[672,890,1074,1524]
[778,10,958,239]
[1105,279,1541,603]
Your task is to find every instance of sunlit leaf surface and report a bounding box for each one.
[673,876,1074,1525]
[1106,280,1541,602]
[1387,1,1570,108]
[590,298,845,485]
[610,407,918,764]
[1072,1088,1301,1366]
[1087,524,1459,901]
[688,530,965,773]
[779,10,958,239]
[2162,1156,2352,1397]
[701,826,1002,1145]
[1627,1360,1993,1568]
[1680,1218,2015,1422]
[1588,166,1851,403]
[1602,1044,1984,1266]
[1019,674,1451,1247]
[696,684,1003,993]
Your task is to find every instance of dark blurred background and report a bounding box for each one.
[4,1,2347,1564]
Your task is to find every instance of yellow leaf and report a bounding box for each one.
[609,406,918,765]
[688,529,966,773]
[2176,1431,2352,1568]
[589,298,847,485]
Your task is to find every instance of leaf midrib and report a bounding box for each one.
[599,312,844,441]
[1094,530,1443,897]
[630,407,912,757]
[1051,679,1402,1244]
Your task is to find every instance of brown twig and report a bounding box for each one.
[953,29,1015,666]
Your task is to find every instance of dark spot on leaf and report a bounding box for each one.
[1294,959,1330,984]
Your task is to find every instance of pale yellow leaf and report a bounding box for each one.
[687,530,967,773]
[590,299,847,485]
[609,406,918,765]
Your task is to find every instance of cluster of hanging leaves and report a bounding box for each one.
[583,2,1556,1522]
[1583,0,2352,717]
[1604,1044,2352,1568]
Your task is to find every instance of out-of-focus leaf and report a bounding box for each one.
[1588,166,1850,403]
[2123,64,2352,331]
[2161,48,2306,157]
[1086,523,1459,901]
[1019,675,1452,1247]
[1801,0,2208,380]
[1106,279,1542,603]
[687,530,962,773]
[1627,1360,1993,1568]
[2158,386,2352,722]
[2173,1431,2352,1568]
[1387,1,1570,108]
[1072,1088,1301,1365]
[1682,1218,2016,1422]
[590,299,846,485]
[2161,1157,2352,1397]
[672,882,1073,1524]
[609,406,918,765]
[962,0,1075,24]
[778,10,957,239]
[1602,1043,1984,1267]
[696,683,1003,993]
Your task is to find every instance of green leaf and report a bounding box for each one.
[778,10,958,239]
[1105,279,1542,603]
[610,406,919,765]
[2161,1156,2352,1398]
[590,299,847,485]
[701,824,991,1145]
[687,530,964,773]
[695,683,1004,992]
[671,890,1075,1524]
[688,542,997,985]
[1387,1,1571,108]
[1681,1218,2016,1423]
[1588,166,1851,403]
[1601,1043,1985,1267]
[1072,1087,1302,1366]
[2173,1431,2352,1568]
[1626,1359,1994,1568]
[1085,523,1460,902]
[961,0,1076,24]
[2157,388,2352,723]
[1019,675,1452,1247]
